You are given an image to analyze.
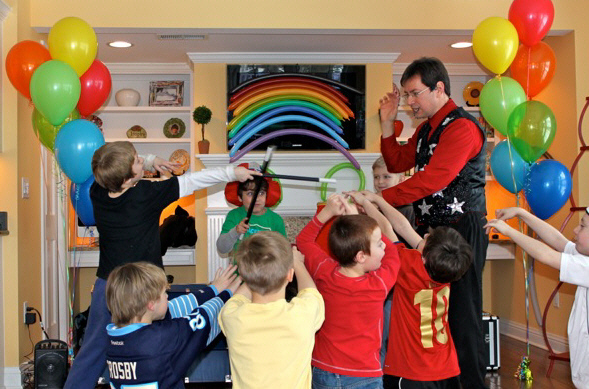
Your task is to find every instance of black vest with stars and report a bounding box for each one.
[413,107,487,227]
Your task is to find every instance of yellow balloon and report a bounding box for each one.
[48,17,98,76]
[472,17,519,75]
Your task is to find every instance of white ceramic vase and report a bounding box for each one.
[115,89,141,106]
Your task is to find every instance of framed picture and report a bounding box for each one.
[149,81,184,106]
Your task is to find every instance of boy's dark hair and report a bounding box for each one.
[328,214,378,267]
[237,178,269,199]
[422,226,472,284]
[235,231,293,295]
[92,141,136,193]
[401,57,451,97]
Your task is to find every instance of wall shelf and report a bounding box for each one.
[68,247,195,267]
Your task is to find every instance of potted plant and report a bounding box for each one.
[193,105,212,154]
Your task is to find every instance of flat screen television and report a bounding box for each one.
[226,64,365,152]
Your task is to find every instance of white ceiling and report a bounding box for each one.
[81,28,484,65]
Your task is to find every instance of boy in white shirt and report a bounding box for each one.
[485,207,589,388]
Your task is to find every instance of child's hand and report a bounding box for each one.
[234,166,261,182]
[211,264,239,292]
[152,157,181,174]
[325,194,345,217]
[341,195,360,215]
[227,274,243,294]
[292,246,305,264]
[495,207,520,221]
[360,190,380,202]
[484,219,511,235]
[236,219,249,235]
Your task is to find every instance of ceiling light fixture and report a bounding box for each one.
[108,41,133,48]
[450,41,473,49]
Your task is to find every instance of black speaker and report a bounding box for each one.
[34,339,68,389]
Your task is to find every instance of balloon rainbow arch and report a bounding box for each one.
[226,73,364,169]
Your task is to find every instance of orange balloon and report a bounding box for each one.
[510,42,556,98]
[5,40,51,100]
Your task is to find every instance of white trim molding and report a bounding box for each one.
[104,63,191,74]
[500,319,569,354]
[2,366,21,389]
[188,52,400,64]
[0,1,10,22]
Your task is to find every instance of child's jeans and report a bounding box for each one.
[312,367,384,389]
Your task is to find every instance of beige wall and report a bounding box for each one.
[2,0,588,369]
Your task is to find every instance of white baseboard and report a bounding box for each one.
[500,319,569,354]
[2,366,21,389]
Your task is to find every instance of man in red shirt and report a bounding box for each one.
[379,57,489,388]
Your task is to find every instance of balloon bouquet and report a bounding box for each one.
[473,0,570,382]
[5,17,111,227]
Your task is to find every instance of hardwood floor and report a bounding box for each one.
[486,335,574,389]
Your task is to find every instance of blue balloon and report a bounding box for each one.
[490,140,530,193]
[524,160,572,220]
[70,175,95,226]
[54,119,105,183]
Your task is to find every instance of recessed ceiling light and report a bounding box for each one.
[451,41,473,49]
[108,41,133,48]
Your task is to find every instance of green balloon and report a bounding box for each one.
[32,108,81,152]
[479,76,526,136]
[30,60,81,126]
[507,101,556,163]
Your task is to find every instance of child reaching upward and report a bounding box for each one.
[219,232,324,389]
[105,262,241,388]
[485,207,589,388]
[296,194,400,388]
[348,191,472,389]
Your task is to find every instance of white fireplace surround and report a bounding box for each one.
[198,152,515,280]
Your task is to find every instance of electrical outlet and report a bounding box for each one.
[23,301,28,324]
[553,292,560,308]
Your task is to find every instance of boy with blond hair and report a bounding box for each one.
[105,262,241,388]
[485,207,589,388]
[219,231,324,388]
[65,141,258,388]
[296,194,400,388]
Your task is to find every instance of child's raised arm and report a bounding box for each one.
[361,191,422,248]
[316,194,346,223]
[484,219,562,270]
[210,265,241,293]
[292,247,317,291]
[496,207,568,252]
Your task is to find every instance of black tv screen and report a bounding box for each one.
[226,64,365,154]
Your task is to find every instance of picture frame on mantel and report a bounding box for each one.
[149,80,184,106]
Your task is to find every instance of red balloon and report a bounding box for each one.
[77,60,112,116]
[510,42,556,98]
[5,40,51,100]
[508,0,554,46]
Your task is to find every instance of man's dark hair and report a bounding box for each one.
[422,226,472,284]
[401,57,451,97]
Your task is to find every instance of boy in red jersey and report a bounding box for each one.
[296,194,400,388]
[348,191,472,389]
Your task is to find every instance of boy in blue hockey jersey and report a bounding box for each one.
[105,262,241,388]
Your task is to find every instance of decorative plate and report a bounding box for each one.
[169,149,190,176]
[163,118,186,138]
[463,81,484,107]
[126,125,147,138]
[87,115,103,132]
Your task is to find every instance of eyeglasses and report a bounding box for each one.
[401,87,431,101]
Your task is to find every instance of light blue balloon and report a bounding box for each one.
[490,140,530,194]
[55,119,105,183]
[524,160,572,220]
